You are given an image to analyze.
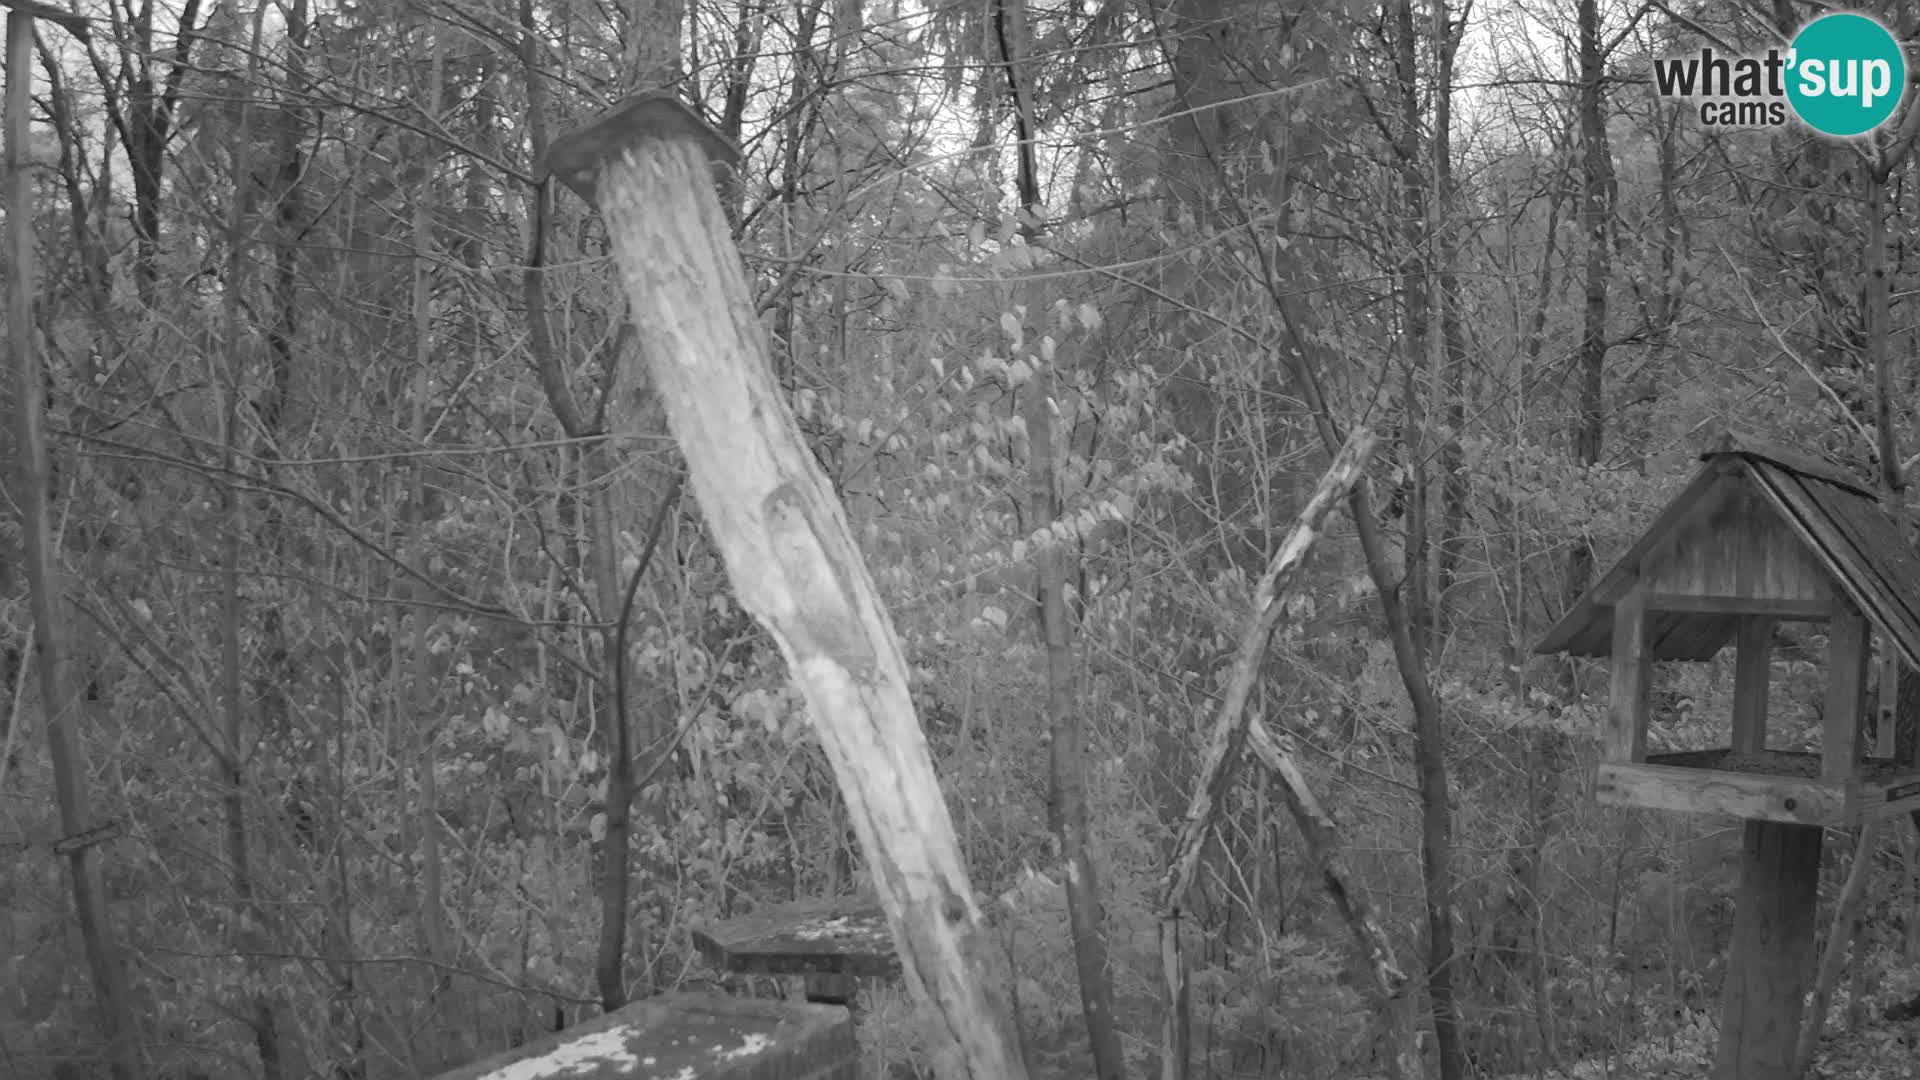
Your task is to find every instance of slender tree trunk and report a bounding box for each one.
[997,1,1126,1071]
[1029,335,1126,1079]
[1389,0,1433,661]
[214,9,289,1073]
[219,422,283,1080]
[1429,0,1467,638]
[1256,263,1464,1079]
[1795,821,1879,1076]
[1385,5,1466,1076]
[100,0,203,308]
[324,667,367,1079]
[5,12,142,1079]
[408,34,453,1039]
[516,0,681,1009]
[1571,0,1613,552]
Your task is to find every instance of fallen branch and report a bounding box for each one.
[1793,818,1880,1078]
[1153,427,1400,1079]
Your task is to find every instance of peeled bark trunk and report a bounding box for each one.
[1156,428,1380,1080]
[548,96,1027,1079]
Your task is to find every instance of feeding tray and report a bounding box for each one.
[693,902,899,979]
[428,992,854,1080]
[693,901,900,1007]
[1599,748,1920,826]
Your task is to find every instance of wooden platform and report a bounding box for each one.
[693,902,900,1007]
[1597,749,1920,825]
[694,903,900,978]
[430,992,855,1080]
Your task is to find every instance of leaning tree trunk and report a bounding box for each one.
[546,95,1028,1080]
[1156,428,1388,1079]
[5,9,142,1079]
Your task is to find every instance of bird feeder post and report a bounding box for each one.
[1731,616,1771,755]
[1605,581,1650,764]
[1822,609,1869,782]
[1536,432,1920,1080]
[542,94,1026,1080]
[1716,821,1822,1079]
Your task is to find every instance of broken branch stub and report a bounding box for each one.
[543,94,1028,1080]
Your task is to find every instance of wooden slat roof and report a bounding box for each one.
[1534,432,1920,669]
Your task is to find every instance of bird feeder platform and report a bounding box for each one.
[429,992,855,1080]
[693,901,900,1007]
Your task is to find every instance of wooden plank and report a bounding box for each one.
[692,905,900,979]
[1822,607,1869,782]
[429,993,856,1080]
[1534,465,1732,658]
[1643,484,1834,606]
[1594,763,1842,825]
[1646,594,1832,618]
[1732,617,1773,755]
[1860,778,1920,823]
[1702,431,1875,496]
[1870,659,1898,759]
[1712,821,1823,1080]
[1647,611,1741,662]
[1637,475,1739,590]
[1899,665,1920,769]
[1606,583,1652,763]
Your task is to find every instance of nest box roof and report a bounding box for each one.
[1534,431,1920,668]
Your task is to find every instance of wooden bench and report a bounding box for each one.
[431,992,855,1080]
[693,902,900,1007]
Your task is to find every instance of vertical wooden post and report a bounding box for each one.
[1872,658,1897,760]
[1731,616,1772,754]
[1713,821,1822,1080]
[4,8,140,1079]
[543,95,1026,1079]
[1822,607,1868,782]
[1606,582,1651,763]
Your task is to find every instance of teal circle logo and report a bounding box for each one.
[1786,13,1907,137]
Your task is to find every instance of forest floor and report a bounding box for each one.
[1496,1013,1920,1079]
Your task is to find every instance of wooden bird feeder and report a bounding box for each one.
[1536,431,1920,820]
[693,901,899,1007]
[1536,430,1920,1080]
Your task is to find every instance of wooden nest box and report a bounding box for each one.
[1537,432,1920,826]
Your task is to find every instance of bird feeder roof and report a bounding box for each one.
[1534,431,1920,669]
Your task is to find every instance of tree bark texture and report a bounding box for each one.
[550,101,1028,1080]
[1027,331,1128,1080]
